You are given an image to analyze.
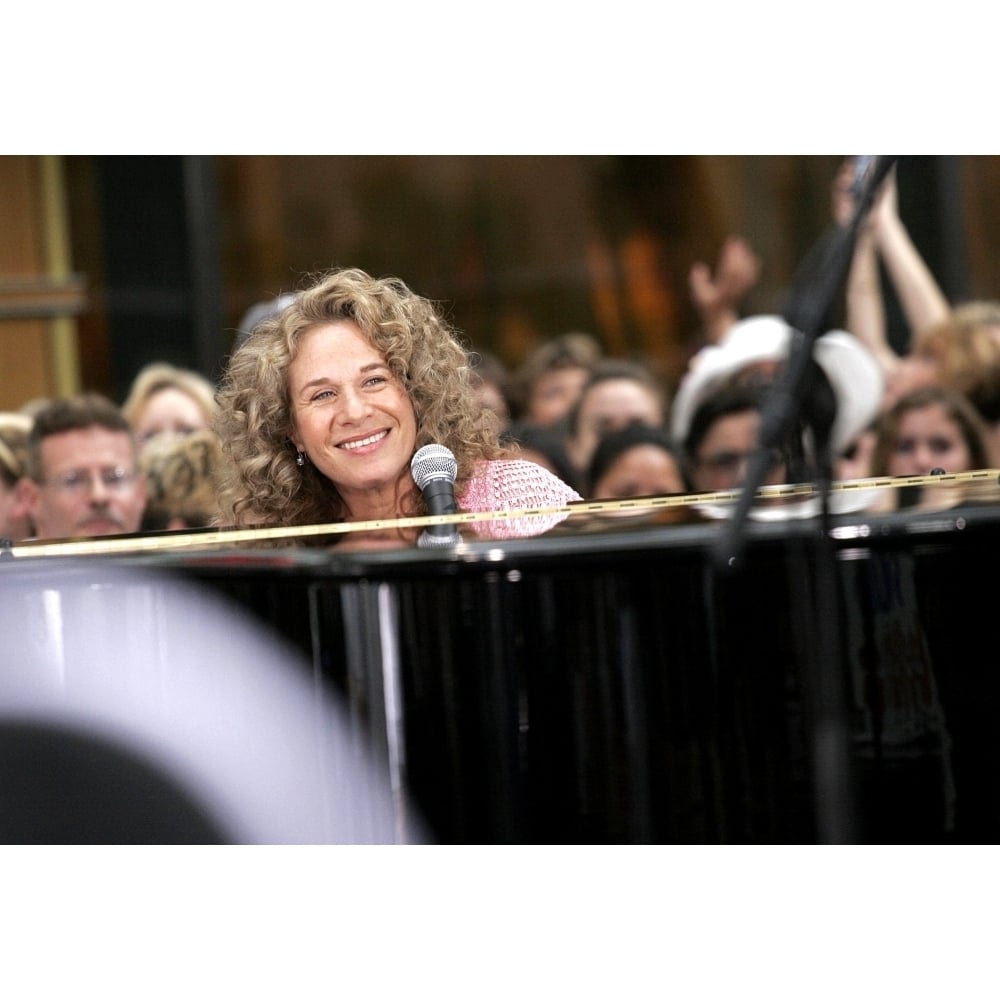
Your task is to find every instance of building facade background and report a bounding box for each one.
[0,155,990,411]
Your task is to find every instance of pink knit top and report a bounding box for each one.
[457,459,581,540]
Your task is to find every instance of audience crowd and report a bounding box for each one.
[3,158,999,548]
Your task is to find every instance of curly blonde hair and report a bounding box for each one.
[140,429,224,529]
[215,268,509,529]
[912,301,1000,423]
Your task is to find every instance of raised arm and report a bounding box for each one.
[830,160,900,379]
[845,224,901,379]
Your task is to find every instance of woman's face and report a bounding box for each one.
[528,366,590,426]
[288,320,418,513]
[592,444,685,499]
[134,387,210,447]
[568,379,664,473]
[886,402,974,477]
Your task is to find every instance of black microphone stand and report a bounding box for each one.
[712,156,898,843]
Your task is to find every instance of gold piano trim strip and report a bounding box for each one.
[6,468,1000,560]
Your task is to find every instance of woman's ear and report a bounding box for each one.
[287,416,302,453]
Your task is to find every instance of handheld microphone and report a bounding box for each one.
[410,444,461,548]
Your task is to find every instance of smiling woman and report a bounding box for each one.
[214,268,582,547]
[287,319,419,518]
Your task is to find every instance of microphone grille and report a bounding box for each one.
[410,444,458,489]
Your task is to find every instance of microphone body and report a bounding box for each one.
[410,444,461,548]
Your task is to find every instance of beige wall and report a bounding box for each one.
[4,155,998,410]
[0,156,83,411]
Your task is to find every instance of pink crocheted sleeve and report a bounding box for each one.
[457,459,582,540]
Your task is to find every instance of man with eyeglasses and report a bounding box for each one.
[19,392,148,540]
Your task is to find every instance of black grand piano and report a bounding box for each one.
[6,481,994,844]
[8,155,977,845]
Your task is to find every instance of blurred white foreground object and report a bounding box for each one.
[0,558,421,844]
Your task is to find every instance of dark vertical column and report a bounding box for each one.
[182,156,227,383]
[94,155,224,402]
[925,155,968,303]
[887,155,968,353]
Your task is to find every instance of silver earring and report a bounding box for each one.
[296,451,305,467]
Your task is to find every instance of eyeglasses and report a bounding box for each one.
[42,467,138,495]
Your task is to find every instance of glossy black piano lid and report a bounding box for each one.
[121,496,997,845]
[9,496,1000,844]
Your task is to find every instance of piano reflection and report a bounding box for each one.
[4,469,999,844]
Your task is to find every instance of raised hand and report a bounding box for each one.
[688,235,762,343]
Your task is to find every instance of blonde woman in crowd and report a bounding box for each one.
[122,362,219,449]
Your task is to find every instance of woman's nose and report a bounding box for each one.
[337,387,369,421]
[913,444,937,474]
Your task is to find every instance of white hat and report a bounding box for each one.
[670,315,885,457]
